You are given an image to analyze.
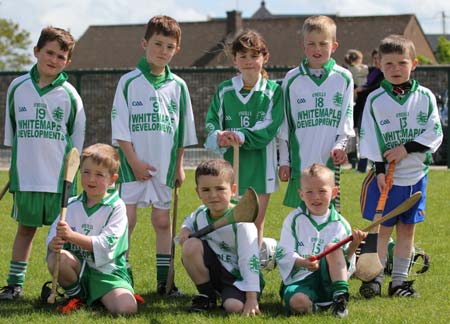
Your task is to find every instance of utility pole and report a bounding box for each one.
[443,11,447,35]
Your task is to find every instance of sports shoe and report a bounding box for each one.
[56,297,84,314]
[388,280,420,297]
[331,292,349,318]
[260,237,277,271]
[157,282,183,297]
[0,285,23,300]
[359,280,381,299]
[189,294,216,313]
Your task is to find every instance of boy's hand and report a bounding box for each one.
[376,173,387,193]
[177,228,191,246]
[383,145,407,164]
[175,169,185,187]
[48,236,65,253]
[297,257,319,272]
[350,228,367,249]
[331,148,347,165]
[217,131,242,147]
[242,292,260,316]
[130,159,156,181]
[278,165,290,182]
[56,220,74,242]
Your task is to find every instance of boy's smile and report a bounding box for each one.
[303,30,338,69]
[196,175,236,218]
[299,175,338,216]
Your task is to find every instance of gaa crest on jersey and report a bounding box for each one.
[249,254,260,273]
[416,111,428,126]
[434,122,442,136]
[219,241,232,252]
[111,107,118,120]
[206,122,215,133]
[52,107,64,122]
[168,100,177,114]
[333,92,343,107]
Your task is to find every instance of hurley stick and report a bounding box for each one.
[47,148,80,304]
[166,183,179,294]
[334,164,341,212]
[232,143,239,198]
[309,191,421,261]
[0,180,10,201]
[355,162,396,281]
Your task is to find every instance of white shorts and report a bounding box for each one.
[119,179,172,210]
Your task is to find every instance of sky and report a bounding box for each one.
[1,0,450,53]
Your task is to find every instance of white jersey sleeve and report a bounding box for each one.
[235,222,261,292]
[277,211,301,283]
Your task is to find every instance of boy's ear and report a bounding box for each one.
[141,38,147,50]
[298,189,304,200]
[331,41,339,53]
[411,58,419,71]
[331,185,339,199]
[111,173,119,184]
[33,46,39,58]
[231,183,237,196]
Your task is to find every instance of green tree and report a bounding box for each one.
[435,36,450,64]
[0,18,32,71]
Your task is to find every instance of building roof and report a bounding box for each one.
[68,3,436,70]
[426,34,450,52]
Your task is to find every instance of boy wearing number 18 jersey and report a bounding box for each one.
[278,16,354,208]
[1,27,85,300]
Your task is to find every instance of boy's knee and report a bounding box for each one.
[182,238,203,258]
[107,301,138,315]
[223,298,244,313]
[289,293,313,314]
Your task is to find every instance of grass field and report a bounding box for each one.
[0,169,449,323]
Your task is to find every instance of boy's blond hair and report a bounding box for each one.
[378,34,416,60]
[36,26,75,59]
[302,15,337,41]
[300,163,335,188]
[195,159,234,187]
[144,15,181,46]
[81,143,120,176]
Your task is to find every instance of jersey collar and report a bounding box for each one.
[81,188,120,216]
[300,58,335,86]
[298,201,339,231]
[137,57,174,88]
[380,79,419,104]
[29,64,68,96]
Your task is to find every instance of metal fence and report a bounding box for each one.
[0,66,449,168]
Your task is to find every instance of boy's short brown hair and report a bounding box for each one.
[195,159,234,186]
[36,27,75,59]
[302,16,337,41]
[144,15,181,45]
[81,143,120,176]
[300,163,335,188]
[378,35,416,60]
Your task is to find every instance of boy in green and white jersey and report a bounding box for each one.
[46,144,137,315]
[178,159,261,316]
[111,16,197,295]
[278,16,354,208]
[359,35,443,299]
[205,30,283,246]
[0,27,86,300]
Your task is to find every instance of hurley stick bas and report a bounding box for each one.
[166,183,179,294]
[47,148,80,304]
[355,162,396,281]
[189,187,259,239]
[309,191,422,262]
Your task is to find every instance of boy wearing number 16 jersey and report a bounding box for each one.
[1,27,85,300]
[278,16,354,208]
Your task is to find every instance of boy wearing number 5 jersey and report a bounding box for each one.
[278,16,354,208]
[1,27,85,300]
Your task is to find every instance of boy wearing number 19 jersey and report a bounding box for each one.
[0,27,86,300]
[278,16,354,208]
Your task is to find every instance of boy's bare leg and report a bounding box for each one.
[181,238,209,284]
[255,194,270,247]
[126,204,138,253]
[326,248,347,281]
[47,250,81,286]
[151,207,171,254]
[394,223,415,259]
[12,224,37,262]
[101,288,137,314]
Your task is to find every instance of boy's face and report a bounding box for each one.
[81,158,118,205]
[233,49,268,81]
[33,40,71,80]
[141,33,180,73]
[303,30,338,69]
[299,175,338,216]
[380,52,418,85]
[196,174,237,218]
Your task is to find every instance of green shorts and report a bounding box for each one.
[280,258,333,313]
[12,192,61,227]
[81,264,134,306]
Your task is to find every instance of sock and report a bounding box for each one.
[196,281,216,302]
[391,256,411,287]
[374,257,387,284]
[331,280,349,299]
[6,261,27,287]
[62,280,81,298]
[156,254,170,284]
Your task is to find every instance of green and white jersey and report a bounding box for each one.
[276,203,353,285]
[4,65,86,193]
[360,80,443,186]
[111,58,198,187]
[46,189,129,275]
[205,74,284,194]
[182,206,261,292]
[279,59,354,175]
